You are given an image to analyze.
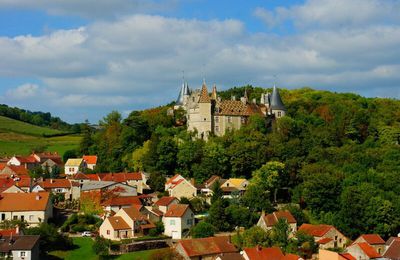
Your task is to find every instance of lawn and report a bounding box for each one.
[0,116,65,136]
[48,237,169,260]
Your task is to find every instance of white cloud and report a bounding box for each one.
[6,83,39,99]
[0,1,399,122]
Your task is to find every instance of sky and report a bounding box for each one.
[0,0,399,123]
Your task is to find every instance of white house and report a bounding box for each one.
[82,155,97,170]
[0,235,40,260]
[64,158,86,175]
[163,204,194,239]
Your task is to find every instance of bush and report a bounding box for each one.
[149,228,158,237]
[71,224,87,233]
[23,223,73,252]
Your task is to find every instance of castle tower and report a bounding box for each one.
[270,86,286,118]
[175,80,190,110]
[211,84,217,100]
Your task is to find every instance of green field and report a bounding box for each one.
[48,237,169,260]
[0,116,81,157]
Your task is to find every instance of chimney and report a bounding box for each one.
[231,95,236,101]
[36,195,41,200]
[15,225,19,235]
[50,179,54,184]
[257,245,262,251]
[190,178,195,186]
[252,98,256,104]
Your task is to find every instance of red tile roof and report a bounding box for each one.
[154,196,177,207]
[164,204,190,217]
[0,177,15,192]
[358,234,385,245]
[3,165,29,176]
[383,240,400,259]
[83,155,97,165]
[282,254,301,260]
[243,246,284,260]
[178,236,237,257]
[0,192,50,211]
[298,224,333,237]
[122,206,147,221]
[264,211,296,227]
[0,163,6,171]
[0,229,18,236]
[99,172,142,182]
[340,253,356,260]
[165,174,182,185]
[14,155,38,164]
[15,177,32,188]
[356,242,381,258]
[102,196,142,207]
[317,237,333,244]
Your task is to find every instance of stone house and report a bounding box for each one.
[165,174,197,199]
[257,210,297,236]
[298,224,348,249]
[346,243,381,259]
[352,234,385,255]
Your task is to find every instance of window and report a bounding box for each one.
[277,111,282,117]
[170,220,176,225]
[13,215,18,220]
[215,116,219,123]
[204,118,207,121]
[227,116,232,123]
[241,117,246,124]
[29,215,34,221]
[1,214,5,221]
[335,236,338,241]
[187,219,193,225]
[20,252,26,257]
[107,230,110,235]
[215,126,219,132]
[21,215,24,221]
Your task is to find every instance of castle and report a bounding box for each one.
[174,80,286,140]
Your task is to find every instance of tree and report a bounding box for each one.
[23,223,73,252]
[242,184,273,212]
[80,120,94,155]
[148,172,166,192]
[211,180,223,204]
[191,221,215,238]
[270,218,289,248]
[63,149,78,163]
[233,226,271,249]
[207,199,230,231]
[92,236,111,256]
[129,140,150,171]
[251,161,286,202]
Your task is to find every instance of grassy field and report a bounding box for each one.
[0,116,81,157]
[48,237,169,260]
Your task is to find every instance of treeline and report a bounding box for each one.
[78,86,400,239]
[0,104,80,132]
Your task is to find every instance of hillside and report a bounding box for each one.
[0,116,81,157]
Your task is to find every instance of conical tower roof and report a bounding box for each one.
[198,81,211,103]
[176,83,185,105]
[270,86,286,110]
[211,84,217,100]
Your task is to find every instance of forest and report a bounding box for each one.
[75,86,400,240]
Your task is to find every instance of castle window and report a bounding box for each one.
[215,126,219,132]
[215,116,219,123]
[241,117,246,124]
[204,118,206,121]
[277,111,282,117]
[227,116,232,123]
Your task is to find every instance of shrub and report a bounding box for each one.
[190,221,215,238]
[92,236,111,256]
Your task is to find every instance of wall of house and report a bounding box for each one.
[12,249,36,260]
[188,102,212,140]
[65,166,79,175]
[318,249,341,260]
[0,210,47,226]
[99,218,115,240]
[170,181,197,199]
[353,238,385,255]
[115,210,135,237]
[324,228,347,248]
[346,245,370,260]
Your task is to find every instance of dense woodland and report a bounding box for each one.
[0,104,80,132]
[76,86,400,241]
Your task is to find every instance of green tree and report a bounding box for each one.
[207,199,230,231]
[92,236,111,256]
[270,218,289,248]
[233,226,271,249]
[211,180,223,204]
[251,161,286,202]
[191,221,216,238]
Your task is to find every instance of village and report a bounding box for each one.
[0,150,398,260]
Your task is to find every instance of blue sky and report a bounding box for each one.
[0,0,399,123]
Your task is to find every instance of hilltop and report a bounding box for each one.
[0,115,81,157]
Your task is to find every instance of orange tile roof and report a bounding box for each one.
[15,177,32,188]
[264,211,296,227]
[14,155,38,164]
[102,196,142,207]
[0,229,18,236]
[244,246,284,260]
[356,242,381,258]
[0,177,15,192]
[83,155,97,165]
[39,179,71,189]
[298,224,333,237]
[166,174,182,185]
[282,254,301,260]
[3,165,29,176]
[154,196,177,207]
[178,236,237,257]
[108,216,130,230]
[358,234,385,245]
[0,163,6,171]
[122,206,146,221]
[0,192,50,211]
[99,172,142,182]
[164,204,189,217]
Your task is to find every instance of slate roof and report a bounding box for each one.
[81,181,116,191]
[270,86,286,111]
[0,235,40,252]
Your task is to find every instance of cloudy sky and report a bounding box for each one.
[0,0,399,123]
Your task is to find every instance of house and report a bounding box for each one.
[7,155,38,170]
[32,152,63,173]
[99,172,149,194]
[200,175,224,201]
[346,242,381,259]
[82,155,97,170]
[298,224,347,249]
[81,181,137,197]
[154,196,179,214]
[319,249,356,260]
[163,204,194,239]
[101,196,142,216]
[165,174,197,199]
[257,210,297,235]
[0,165,29,177]
[64,158,86,175]
[352,234,385,255]
[383,237,400,260]
[31,179,75,200]
[0,192,52,226]
[99,206,155,240]
[72,173,100,184]
[0,177,16,193]
[220,178,248,198]
[175,236,238,259]
[0,235,40,260]
[242,246,284,260]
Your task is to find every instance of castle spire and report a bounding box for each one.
[270,85,286,111]
[211,84,217,100]
[198,80,211,103]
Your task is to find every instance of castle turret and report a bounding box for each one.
[211,84,217,100]
[270,86,286,118]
